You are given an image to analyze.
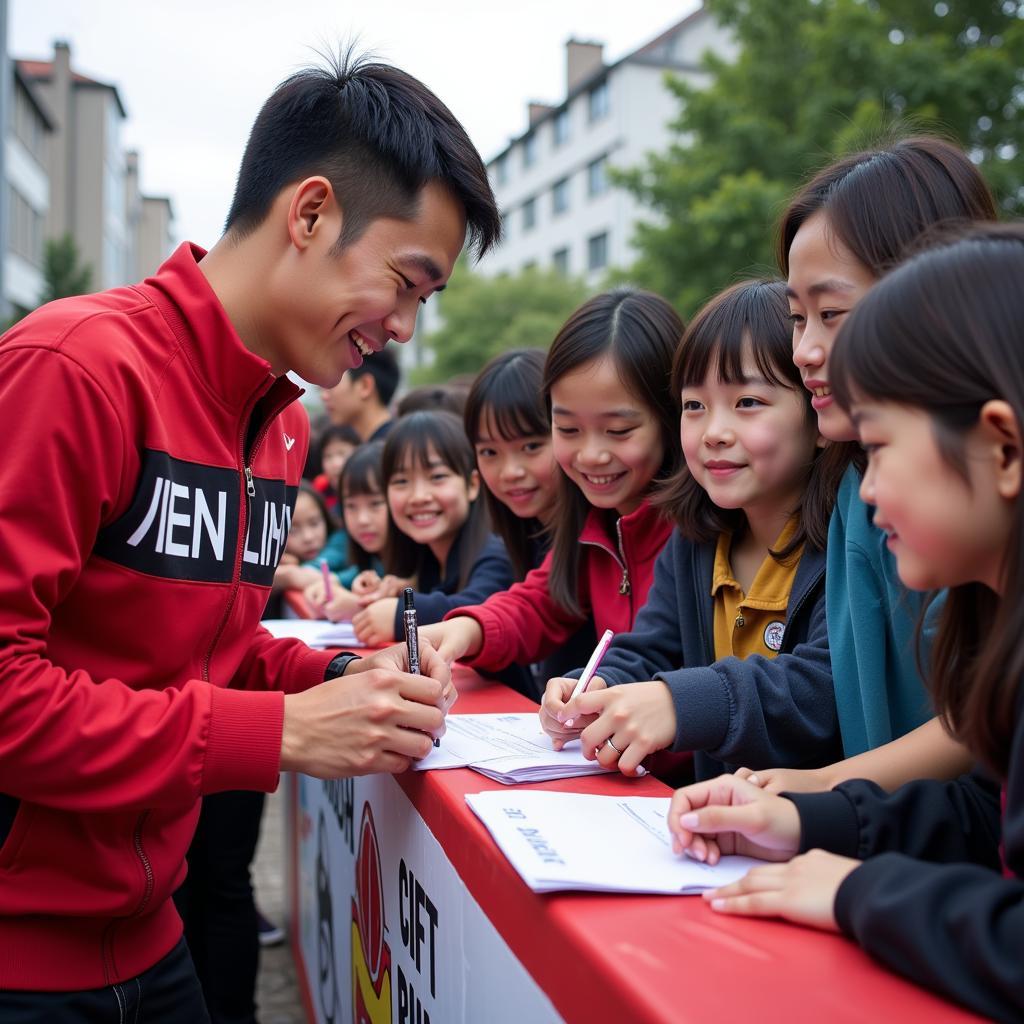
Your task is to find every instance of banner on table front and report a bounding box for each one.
[293,772,562,1024]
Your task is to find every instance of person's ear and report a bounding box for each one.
[467,468,481,503]
[353,374,375,403]
[286,177,338,251]
[978,399,1022,502]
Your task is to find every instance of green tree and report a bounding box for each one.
[41,233,92,304]
[617,0,1024,316]
[418,263,588,382]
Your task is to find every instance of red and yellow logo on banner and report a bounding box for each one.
[352,804,391,1024]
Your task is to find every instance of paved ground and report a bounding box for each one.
[254,786,308,1024]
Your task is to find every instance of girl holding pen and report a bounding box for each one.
[668,226,1024,1022]
[542,279,842,783]
[420,288,683,683]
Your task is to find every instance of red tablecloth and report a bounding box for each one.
[390,666,983,1024]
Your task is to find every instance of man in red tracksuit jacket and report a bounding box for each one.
[0,54,499,1021]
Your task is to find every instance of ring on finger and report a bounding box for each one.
[606,737,621,754]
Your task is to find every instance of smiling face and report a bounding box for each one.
[386,443,480,565]
[787,211,877,442]
[681,347,819,524]
[473,409,559,524]
[342,489,389,556]
[550,354,664,517]
[286,491,328,563]
[855,401,1014,592]
[265,180,467,388]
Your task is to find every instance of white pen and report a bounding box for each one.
[563,629,614,727]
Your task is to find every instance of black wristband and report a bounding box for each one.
[324,652,361,680]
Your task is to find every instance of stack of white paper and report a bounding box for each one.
[414,713,612,784]
[466,789,762,894]
[262,618,360,648]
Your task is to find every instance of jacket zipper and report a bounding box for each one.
[614,517,631,597]
[200,383,289,682]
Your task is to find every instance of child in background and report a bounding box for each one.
[306,441,407,621]
[420,288,682,681]
[464,348,596,691]
[669,226,1024,1022]
[543,280,842,780]
[731,136,998,794]
[350,410,516,645]
[313,423,361,512]
[266,484,346,618]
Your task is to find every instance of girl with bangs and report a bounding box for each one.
[544,279,843,782]
[421,288,682,690]
[350,410,516,647]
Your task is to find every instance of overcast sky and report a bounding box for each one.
[10,0,699,248]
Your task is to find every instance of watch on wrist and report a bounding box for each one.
[324,652,361,680]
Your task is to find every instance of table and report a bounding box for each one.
[286,667,983,1024]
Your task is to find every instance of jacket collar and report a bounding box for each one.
[579,499,669,564]
[137,242,299,412]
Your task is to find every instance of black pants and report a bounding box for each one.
[174,790,266,1024]
[0,937,210,1023]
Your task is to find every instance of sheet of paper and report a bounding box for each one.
[466,790,763,894]
[414,713,610,783]
[262,618,360,648]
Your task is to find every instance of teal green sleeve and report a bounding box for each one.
[826,466,934,756]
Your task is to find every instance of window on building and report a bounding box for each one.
[588,231,609,272]
[522,197,536,231]
[493,155,508,186]
[553,108,570,147]
[500,211,511,242]
[552,247,570,276]
[523,133,537,168]
[588,156,609,197]
[552,177,570,216]
[7,184,44,268]
[588,80,610,123]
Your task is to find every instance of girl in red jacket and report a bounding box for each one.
[422,288,683,676]
[667,225,1024,1022]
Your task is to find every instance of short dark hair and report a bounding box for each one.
[777,135,997,278]
[224,50,501,259]
[396,384,468,419]
[350,347,401,407]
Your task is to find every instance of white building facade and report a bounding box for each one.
[4,64,50,315]
[479,8,735,285]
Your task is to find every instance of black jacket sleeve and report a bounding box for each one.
[787,771,1023,1021]
[391,535,515,637]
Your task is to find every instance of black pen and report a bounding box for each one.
[403,587,440,746]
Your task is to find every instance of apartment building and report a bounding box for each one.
[4,60,50,317]
[479,7,734,284]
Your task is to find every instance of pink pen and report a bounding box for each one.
[563,628,614,726]
[319,558,334,611]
